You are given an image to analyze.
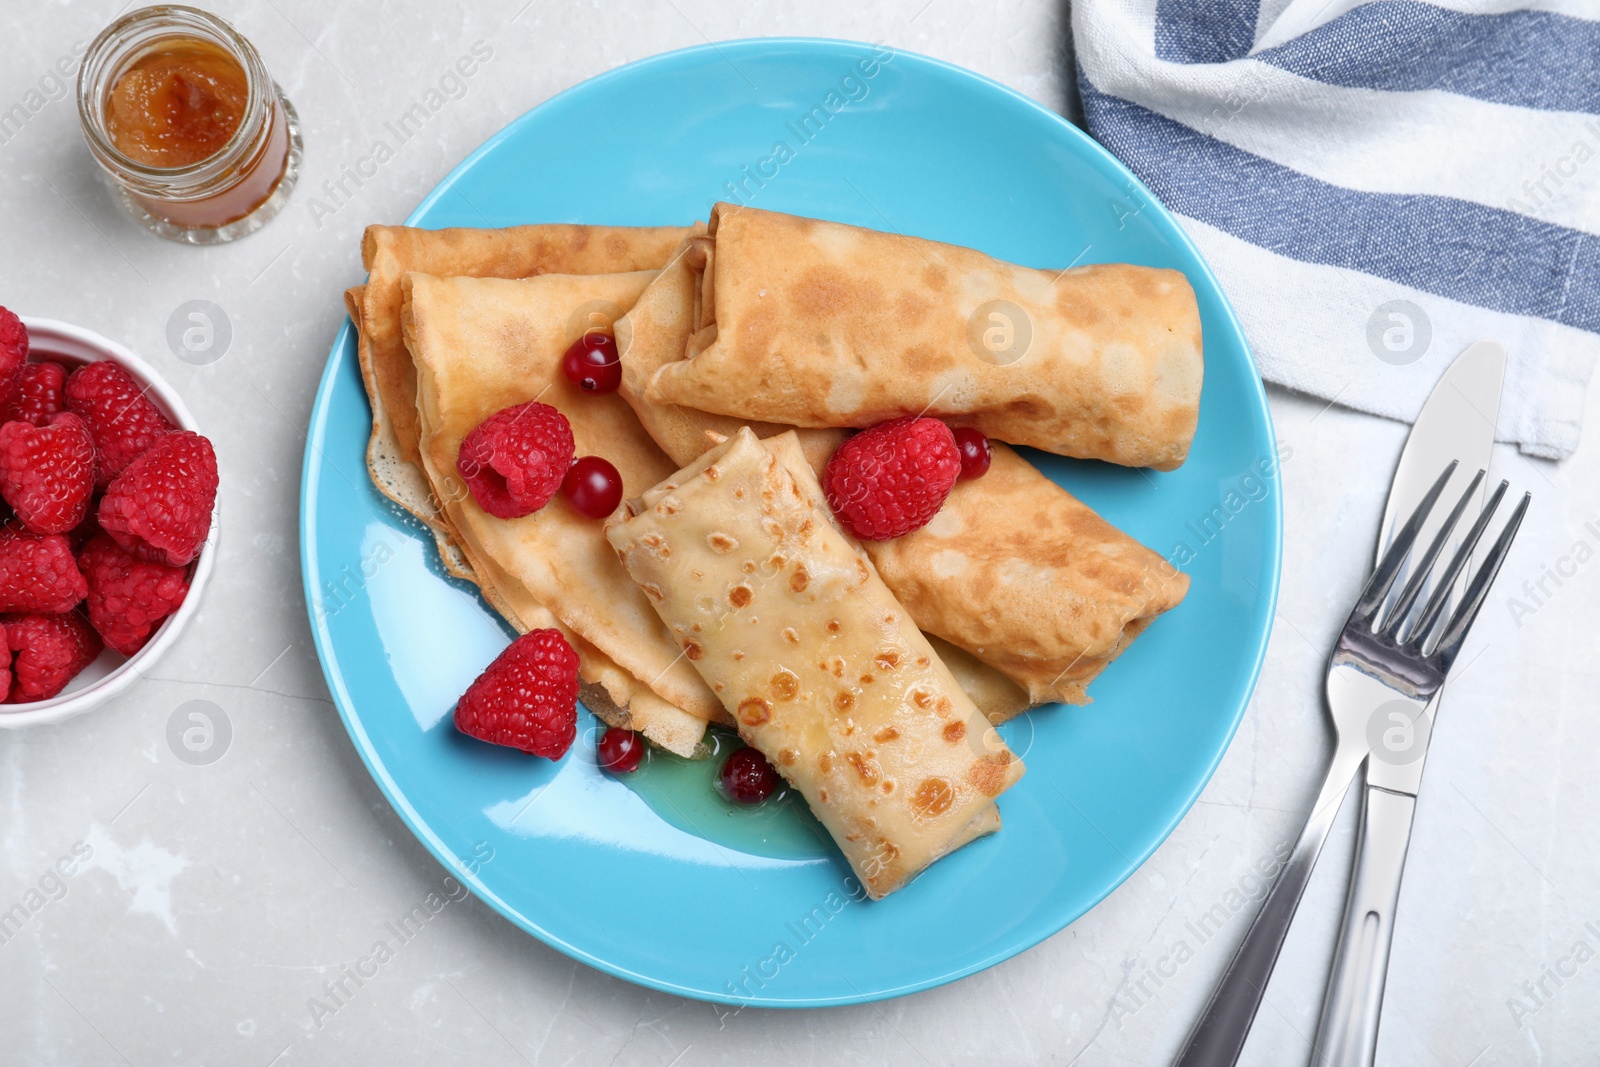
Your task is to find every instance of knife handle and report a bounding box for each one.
[1311,786,1418,1067]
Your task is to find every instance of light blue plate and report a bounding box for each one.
[299,39,1280,1007]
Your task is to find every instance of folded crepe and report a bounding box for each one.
[404,268,724,755]
[607,428,1024,898]
[343,285,364,331]
[645,203,1203,471]
[434,497,713,756]
[617,245,1187,709]
[357,222,690,537]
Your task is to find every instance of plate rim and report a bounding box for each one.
[298,36,1282,1007]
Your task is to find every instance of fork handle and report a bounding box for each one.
[1310,786,1417,1067]
[1173,762,1357,1067]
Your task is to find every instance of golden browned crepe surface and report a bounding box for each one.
[867,443,1190,704]
[403,269,724,754]
[615,234,844,472]
[607,428,1024,898]
[617,242,1186,709]
[358,222,690,529]
[647,204,1203,470]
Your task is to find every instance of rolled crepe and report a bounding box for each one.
[618,250,1032,721]
[607,427,1025,898]
[927,636,1031,725]
[617,247,1187,709]
[356,222,690,539]
[614,236,843,473]
[868,444,1189,704]
[645,203,1203,470]
[404,269,723,755]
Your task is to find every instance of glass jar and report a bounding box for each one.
[76,5,302,245]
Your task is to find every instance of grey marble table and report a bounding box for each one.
[1,2,1595,1064]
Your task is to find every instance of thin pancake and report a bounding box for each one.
[614,235,841,472]
[404,269,724,749]
[616,241,1185,708]
[438,506,717,755]
[349,280,483,583]
[358,222,690,529]
[647,204,1203,470]
[616,247,1033,718]
[867,443,1190,704]
[607,428,1024,898]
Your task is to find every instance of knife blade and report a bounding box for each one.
[1376,341,1506,564]
[1366,341,1505,795]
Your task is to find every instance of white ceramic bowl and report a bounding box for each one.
[0,317,217,729]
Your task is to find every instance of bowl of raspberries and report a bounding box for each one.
[0,309,218,727]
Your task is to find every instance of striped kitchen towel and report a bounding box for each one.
[1071,0,1600,459]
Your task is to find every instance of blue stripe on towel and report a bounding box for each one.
[1080,77,1600,333]
[1254,2,1600,115]
[1155,0,1262,64]
[1153,0,1600,115]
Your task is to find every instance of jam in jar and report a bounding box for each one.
[78,6,301,244]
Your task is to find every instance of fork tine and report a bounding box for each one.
[1379,469,1485,639]
[1408,479,1509,646]
[1350,461,1458,625]
[1432,491,1531,669]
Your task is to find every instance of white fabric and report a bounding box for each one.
[1073,0,1600,459]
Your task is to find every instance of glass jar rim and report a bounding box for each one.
[77,4,271,182]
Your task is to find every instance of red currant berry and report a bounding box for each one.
[560,332,621,394]
[562,455,623,518]
[718,747,779,804]
[952,427,991,480]
[597,727,644,774]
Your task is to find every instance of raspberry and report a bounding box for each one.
[78,533,190,656]
[64,360,175,487]
[4,612,101,702]
[98,430,217,567]
[0,531,86,613]
[0,308,28,410]
[0,412,96,534]
[457,402,574,519]
[454,628,579,758]
[2,361,69,427]
[823,416,961,541]
[66,508,101,553]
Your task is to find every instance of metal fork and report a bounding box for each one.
[1175,462,1529,1067]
